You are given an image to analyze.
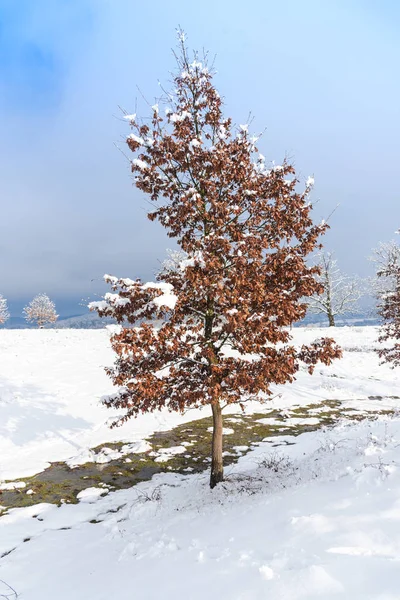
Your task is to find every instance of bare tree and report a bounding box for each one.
[90,33,341,488]
[0,295,10,325]
[23,293,58,328]
[370,240,400,296]
[374,236,400,366]
[306,252,364,326]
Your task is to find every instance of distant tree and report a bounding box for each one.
[23,294,58,328]
[160,248,188,274]
[374,236,400,366]
[370,240,400,296]
[90,34,341,488]
[305,252,364,326]
[0,295,10,325]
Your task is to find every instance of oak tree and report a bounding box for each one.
[90,35,341,488]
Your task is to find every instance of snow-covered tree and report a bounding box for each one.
[23,294,58,328]
[374,236,400,366]
[160,248,188,274]
[370,240,400,296]
[305,252,364,326]
[90,34,341,488]
[0,295,9,325]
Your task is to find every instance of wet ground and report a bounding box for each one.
[0,398,397,515]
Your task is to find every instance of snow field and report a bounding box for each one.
[1,326,400,598]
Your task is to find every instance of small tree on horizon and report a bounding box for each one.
[374,235,400,366]
[90,34,341,488]
[0,295,10,325]
[23,293,58,328]
[305,252,364,326]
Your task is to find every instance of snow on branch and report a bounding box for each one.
[23,294,58,328]
[89,276,177,323]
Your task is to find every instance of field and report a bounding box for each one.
[1,326,400,599]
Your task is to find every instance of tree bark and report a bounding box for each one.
[210,400,223,488]
[328,311,335,327]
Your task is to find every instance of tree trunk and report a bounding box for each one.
[328,311,335,327]
[210,401,223,488]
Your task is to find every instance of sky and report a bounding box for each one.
[1,0,400,316]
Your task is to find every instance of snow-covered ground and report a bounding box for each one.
[2,417,400,598]
[1,326,400,598]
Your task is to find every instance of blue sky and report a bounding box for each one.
[1,0,400,315]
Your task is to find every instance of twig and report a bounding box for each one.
[0,580,18,600]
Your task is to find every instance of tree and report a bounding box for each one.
[305,252,364,326]
[160,248,188,274]
[0,295,9,325]
[23,294,58,328]
[374,236,400,366]
[90,34,341,488]
[370,240,400,296]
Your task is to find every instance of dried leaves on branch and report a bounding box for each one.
[90,33,341,487]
